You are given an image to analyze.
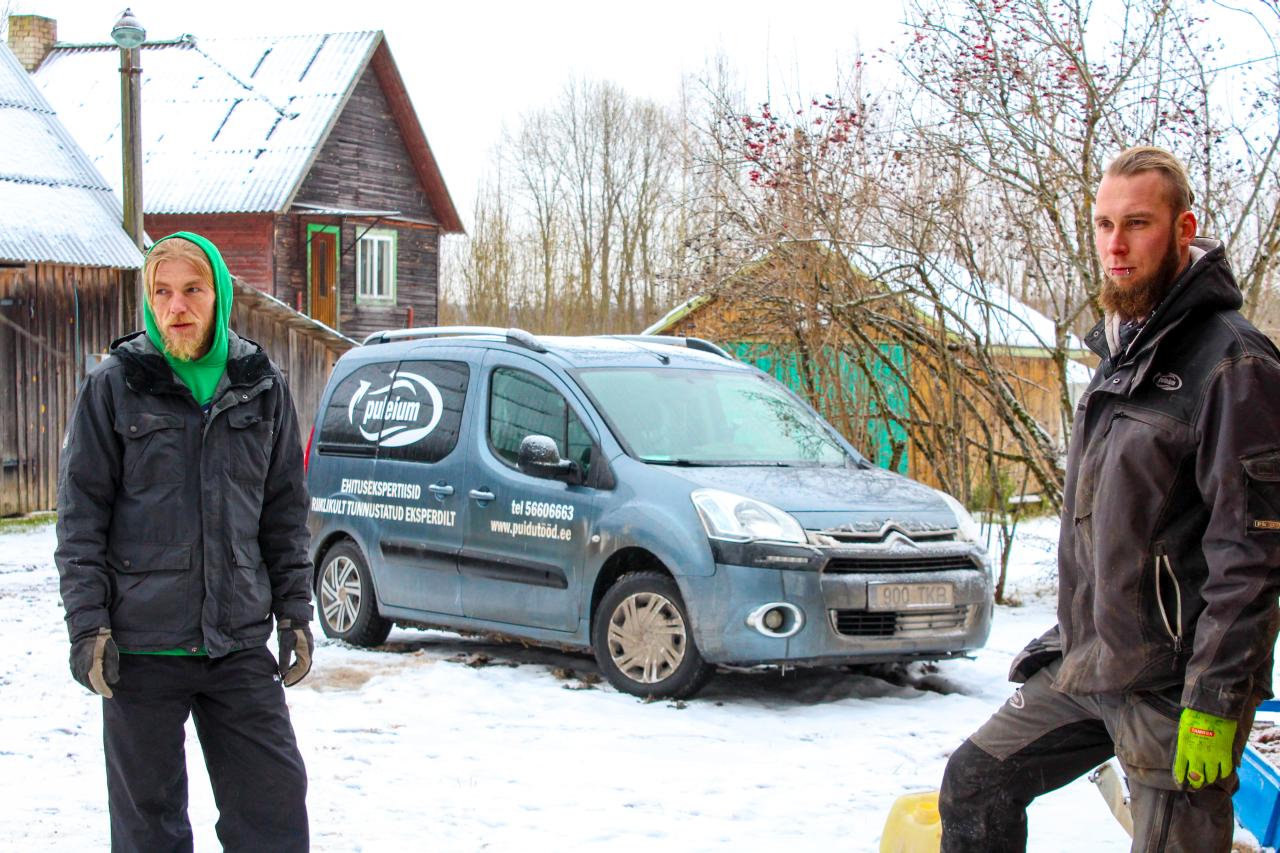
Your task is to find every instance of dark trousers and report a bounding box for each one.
[939,659,1253,853]
[102,647,309,853]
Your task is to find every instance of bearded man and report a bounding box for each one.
[938,147,1280,851]
[55,232,314,852]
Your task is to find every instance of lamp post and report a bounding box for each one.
[111,8,145,324]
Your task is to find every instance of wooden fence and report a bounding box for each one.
[229,279,357,444]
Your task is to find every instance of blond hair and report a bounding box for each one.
[144,237,213,299]
[1105,146,1195,213]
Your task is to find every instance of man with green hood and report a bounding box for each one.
[55,232,313,852]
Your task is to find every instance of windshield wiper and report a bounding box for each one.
[642,458,796,467]
[641,458,718,466]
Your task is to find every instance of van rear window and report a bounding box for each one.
[318,361,469,463]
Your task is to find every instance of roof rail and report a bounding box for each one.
[362,326,548,353]
[609,335,733,360]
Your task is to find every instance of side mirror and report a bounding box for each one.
[517,434,582,483]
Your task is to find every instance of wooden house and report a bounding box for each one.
[31,27,463,342]
[645,244,1094,500]
[0,39,143,516]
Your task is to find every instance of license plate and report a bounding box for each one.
[868,582,954,611]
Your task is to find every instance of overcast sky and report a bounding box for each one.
[15,0,915,227]
[12,1,1278,231]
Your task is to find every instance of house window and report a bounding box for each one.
[357,229,396,303]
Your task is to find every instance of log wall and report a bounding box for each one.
[229,282,354,443]
[144,214,276,294]
[292,65,441,341]
[0,264,129,516]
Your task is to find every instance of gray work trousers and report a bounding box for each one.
[939,659,1254,853]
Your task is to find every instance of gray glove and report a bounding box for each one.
[70,627,120,698]
[276,619,313,687]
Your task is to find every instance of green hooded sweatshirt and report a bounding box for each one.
[142,231,233,406]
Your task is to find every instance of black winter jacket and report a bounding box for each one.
[1049,238,1280,720]
[55,331,313,656]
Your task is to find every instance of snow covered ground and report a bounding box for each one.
[0,517,1254,851]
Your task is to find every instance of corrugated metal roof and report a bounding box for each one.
[0,42,142,268]
[33,31,380,215]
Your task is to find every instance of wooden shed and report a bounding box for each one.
[0,40,143,516]
[33,29,463,343]
[646,244,1094,498]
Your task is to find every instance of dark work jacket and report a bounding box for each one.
[1048,238,1280,720]
[55,331,313,656]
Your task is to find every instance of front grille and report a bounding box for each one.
[818,529,956,544]
[823,555,978,574]
[830,606,969,637]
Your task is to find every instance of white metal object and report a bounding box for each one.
[1088,761,1134,838]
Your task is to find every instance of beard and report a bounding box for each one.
[1099,230,1184,320]
[162,319,214,362]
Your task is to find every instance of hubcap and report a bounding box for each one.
[320,556,362,633]
[606,591,687,684]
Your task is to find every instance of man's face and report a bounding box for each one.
[150,258,217,361]
[1093,171,1196,320]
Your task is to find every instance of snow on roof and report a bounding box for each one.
[0,42,142,268]
[846,247,1088,356]
[641,294,711,336]
[647,247,1089,357]
[33,31,380,215]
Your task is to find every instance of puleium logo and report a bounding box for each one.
[347,370,443,447]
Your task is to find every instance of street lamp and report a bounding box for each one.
[112,8,144,323]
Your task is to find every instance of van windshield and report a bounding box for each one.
[576,367,854,466]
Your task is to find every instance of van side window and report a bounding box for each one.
[317,362,400,457]
[377,361,470,464]
[318,360,468,462]
[490,368,592,476]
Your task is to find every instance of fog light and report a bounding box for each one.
[746,602,804,638]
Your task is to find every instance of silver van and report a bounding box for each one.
[305,328,993,698]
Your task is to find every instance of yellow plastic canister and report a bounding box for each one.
[879,790,942,853]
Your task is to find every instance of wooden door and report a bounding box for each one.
[309,231,338,328]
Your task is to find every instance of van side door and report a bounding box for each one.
[357,354,472,616]
[459,352,600,632]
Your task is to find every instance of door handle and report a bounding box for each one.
[428,483,454,499]
[468,488,495,502]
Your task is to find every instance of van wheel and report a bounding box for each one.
[592,571,714,699]
[316,541,391,646]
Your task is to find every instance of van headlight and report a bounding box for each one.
[691,489,807,544]
[935,490,982,544]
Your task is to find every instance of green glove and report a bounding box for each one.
[1173,708,1237,789]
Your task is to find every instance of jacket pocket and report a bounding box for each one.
[1114,690,1182,785]
[232,538,264,570]
[107,542,193,633]
[108,541,193,574]
[231,538,272,630]
[1151,543,1184,656]
[1243,450,1280,535]
[228,410,275,483]
[116,413,184,485]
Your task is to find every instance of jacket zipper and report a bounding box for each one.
[1152,542,1184,659]
[1154,788,1175,850]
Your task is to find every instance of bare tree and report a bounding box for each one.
[897,0,1280,403]
[449,79,685,334]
